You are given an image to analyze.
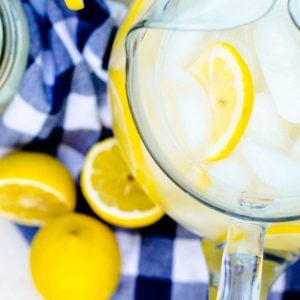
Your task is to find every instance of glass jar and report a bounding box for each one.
[0,0,29,112]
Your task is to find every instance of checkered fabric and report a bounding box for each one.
[0,0,299,299]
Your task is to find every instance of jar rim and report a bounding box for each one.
[0,0,29,110]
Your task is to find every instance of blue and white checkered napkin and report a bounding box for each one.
[0,0,299,299]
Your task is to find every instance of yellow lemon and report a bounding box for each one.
[64,0,84,10]
[30,213,121,300]
[80,137,164,228]
[217,222,300,253]
[265,222,300,252]
[189,42,254,162]
[0,152,76,226]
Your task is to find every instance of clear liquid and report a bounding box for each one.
[127,1,300,220]
[109,0,300,246]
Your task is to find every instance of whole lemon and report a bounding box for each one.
[30,213,121,300]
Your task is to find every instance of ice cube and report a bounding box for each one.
[161,68,211,154]
[292,141,300,157]
[222,27,267,93]
[206,154,251,192]
[245,92,288,148]
[254,5,300,123]
[240,140,300,196]
[291,135,300,158]
[166,31,206,68]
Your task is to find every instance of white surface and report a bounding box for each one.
[0,218,41,300]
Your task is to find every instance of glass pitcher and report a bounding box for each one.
[108,0,300,298]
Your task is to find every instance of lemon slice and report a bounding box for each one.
[265,222,300,252]
[0,152,76,226]
[80,138,164,228]
[217,222,300,252]
[64,0,84,10]
[189,42,254,162]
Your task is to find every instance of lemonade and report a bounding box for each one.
[109,0,300,253]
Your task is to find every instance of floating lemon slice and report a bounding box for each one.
[189,42,254,162]
[64,0,84,10]
[0,152,76,226]
[81,138,164,228]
